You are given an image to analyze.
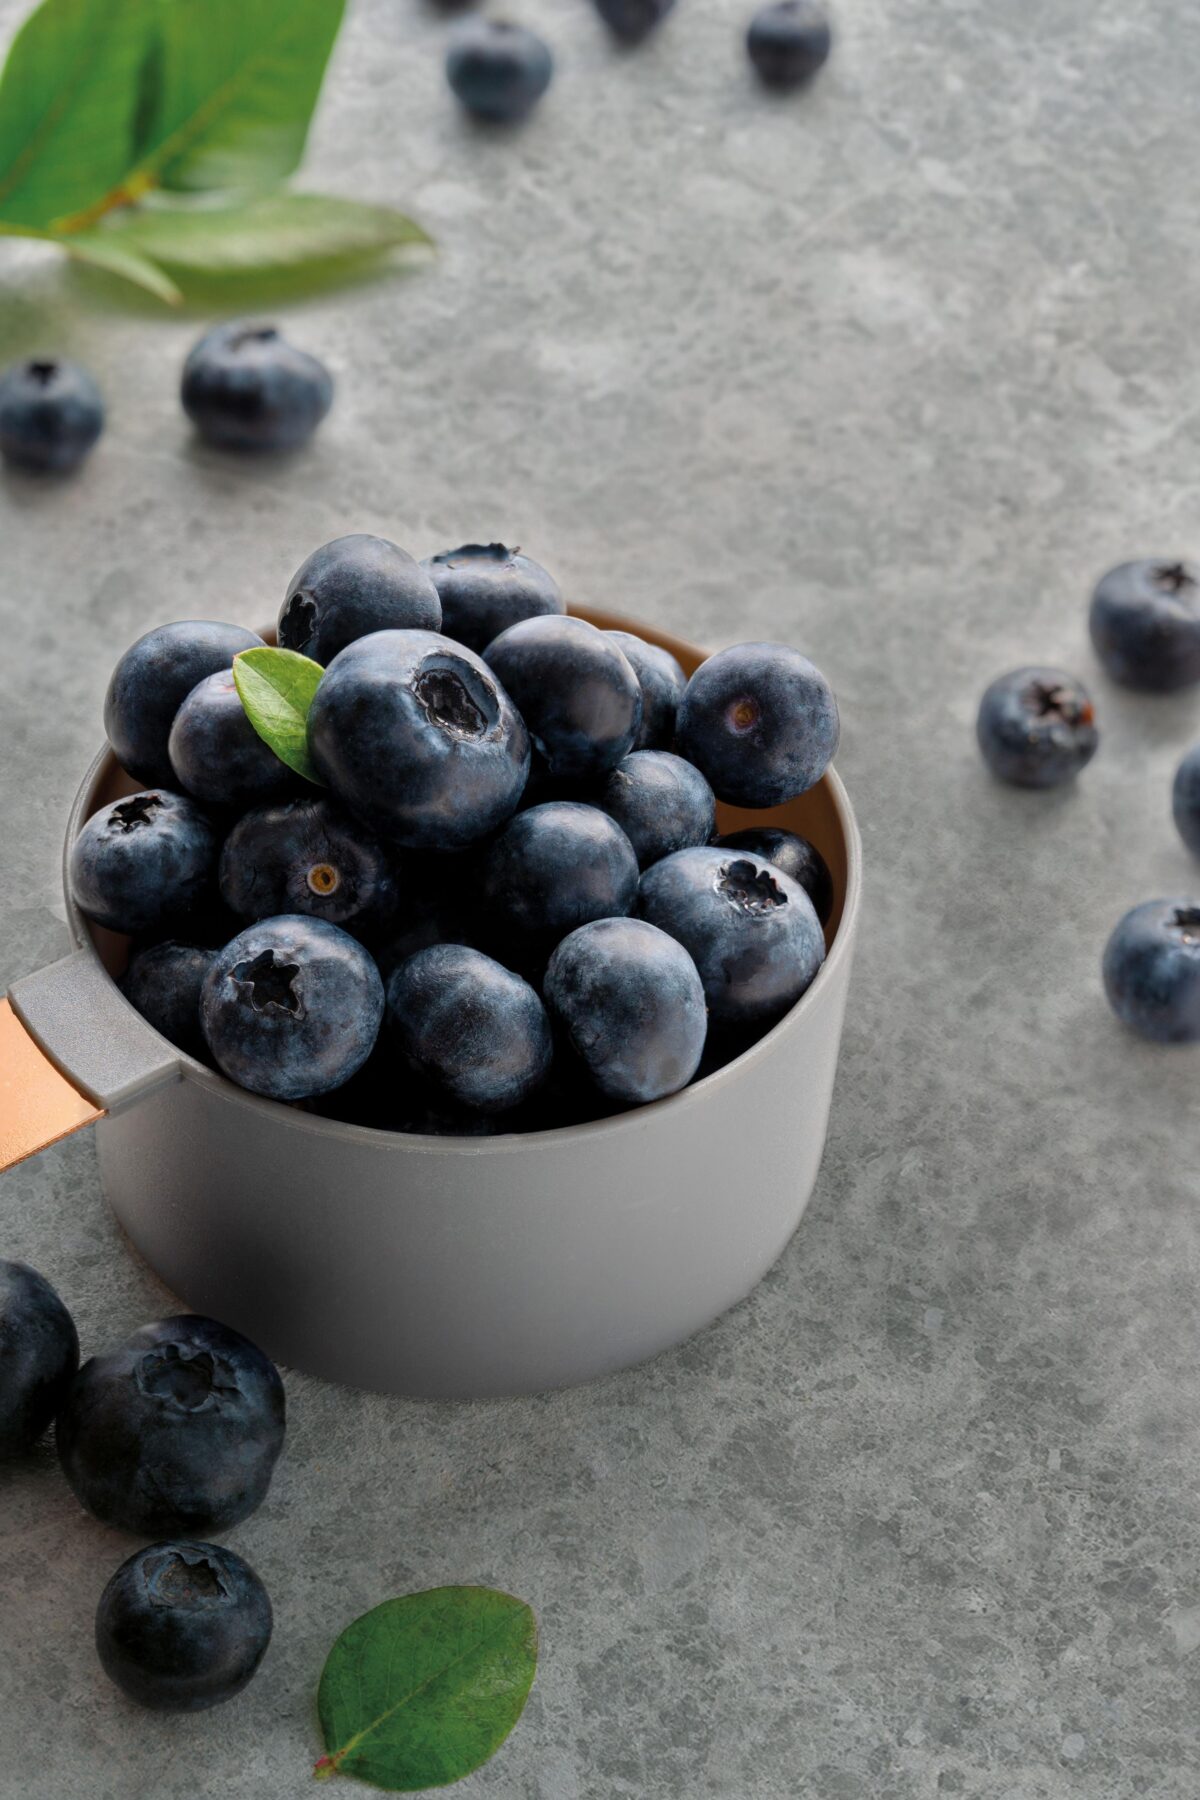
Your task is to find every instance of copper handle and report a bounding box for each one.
[0,997,104,1172]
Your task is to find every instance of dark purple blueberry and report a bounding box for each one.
[0,356,104,472]
[445,20,553,121]
[279,534,441,666]
[590,0,676,41]
[976,667,1098,788]
[676,641,839,806]
[482,802,639,958]
[1173,744,1200,858]
[0,1261,78,1457]
[104,619,265,789]
[606,631,687,750]
[70,790,218,936]
[118,942,216,1060]
[1089,560,1200,692]
[386,944,552,1113]
[1103,900,1200,1043]
[747,1,833,88]
[717,825,833,925]
[484,615,642,782]
[219,798,397,942]
[596,750,716,870]
[168,669,295,809]
[420,543,563,653]
[181,322,332,452]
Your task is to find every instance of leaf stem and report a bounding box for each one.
[313,1753,340,1781]
[53,171,154,235]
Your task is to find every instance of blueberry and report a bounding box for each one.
[1102,900,1200,1043]
[105,620,265,789]
[0,356,104,472]
[56,1315,285,1535]
[118,942,216,1060]
[975,667,1098,789]
[308,630,530,850]
[201,915,383,1101]
[606,631,687,750]
[420,543,563,653]
[377,854,483,973]
[0,1262,78,1456]
[638,846,824,1027]
[95,1541,272,1712]
[181,322,332,452]
[446,20,553,122]
[168,669,295,810]
[1173,744,1200,858]
[387,944,552,1112]
[482,802,640,957]
[676,641,839,806]
[70,791,218,936]
[1089,560,1200,692]
[716,825,833,925]
[596,751,716,870]
[279,534,441,666]
[747,1,833,88]
[590,0,677,41]
[219,798,397,941]
[484,615,642,782]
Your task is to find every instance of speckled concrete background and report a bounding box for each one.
[2,0,1199,1794]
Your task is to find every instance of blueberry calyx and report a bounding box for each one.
[232,948,304,1016]
[281,590,318,642]
[27,360,58,385]
[148,1550,227,1607]
[111,794,165,832]
[1152,562,1196,596]
[413,667,488,739]
[306,861,341,897]
[1026,679,1093,727]
[136,1345,233,1412]
[1170,906,1200,942]
[229,325,280,350]
[717,858,787,915]
[726,696,761,734]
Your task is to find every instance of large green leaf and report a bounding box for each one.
[61,228,182,302]
[98,192,430,280]
[314,1587,538,1791]
[233,647,324,784]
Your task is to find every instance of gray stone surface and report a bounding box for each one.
[1,0,1199,1793]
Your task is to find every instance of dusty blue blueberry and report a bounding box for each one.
[96,1540,272,1713]
[545,917,707,1104]
[591,0,676,40]
[0,1262,78,1457]
[105,619,265,789]
[747,1,833,87]
[484,615,642,782]
[279,534,441,665]
[483,801,640,955]
[308,629,530,850]
[387,944,552,1113]
[0,356,104,472]
[606,631,687,750]
[1102,900,1200,1044]
[219,798,397,941]
[56,1315,285,1536]
[717,825,833,925]
[70,791,219,936]
[446,20,553,121]
[168,669,295,809]
[181,322,332,452]
[421,543,563,653]
[975,667,1098,789]
[119,942,216,1061]
[676,641,839,806]
[638,845,824,1026]
[1173,743,1200,858]
[201,915,383,1101]
[596,750,716,870]
[1089,560,1200,692]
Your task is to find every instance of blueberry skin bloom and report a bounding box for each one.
[446,20,553,122]
[606,631,687,750]
[219,798,397,940]
[168,669,295,809]
[119,942,216,1060]
[1088,560,1200,692]
[717,825,833,926]
[201,915,384,1101]
[387,944,552,1113]
[0,356,104,472]
[1103,901,1200,1044]
[70,791,218,936]
[104,619,265,789]
[96,1541,272,1712]
[0,1262,79,1457]
[975,667,1098,789]
[485,615,642,782]
[1173,744,1200,858]
[56,1314,285,1536]
[279,534,441,666]
[676,642,839,807]
[597,751,717,870]
[181,322,332,452]
[747,1,833,88]
[421,544,563,654]
[591,0,677,42]
[638,846,824,1027]
[308,630,530,851]
[545,917,707,1104]
[483,802,640,952]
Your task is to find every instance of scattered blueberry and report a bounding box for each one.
[307,630,530,850]
[747,1,833,88]
[1089,560,1200,692]
[676,641,839,806]
[596,750,716,870]
[57,1315,285,1535]
[606,630,687,750]
[1102,900,1200,1044]
[638,845,824,1026]
[0,1262,78,1457]
[95,1540,272,1712]
[483,801,640,955]
[70,791,218,936]
[420,544,563,653]
[118,942,216,1061]
[104,620,264,789]
[975,667,1099,789]
[484,615,642,782]
[545,917,707,1104]
[181,322,332,453]
[279,534,441,666]
[590,0,677,41]
[219,798,397,941]
[1173,743,1200,859]
[168,670,295,810]
[0,356,104,472]
[717,825,833,925]
[200,915,384,1101]
[387,944,552,1112]
[446,20,553,122]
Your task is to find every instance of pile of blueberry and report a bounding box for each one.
[976,559,1200,1045]
[71,535,840,1128]
[0,1258,283,1710]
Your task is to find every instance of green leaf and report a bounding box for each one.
[233,647,324,786]
[61,229,182,303]
[314,1587,538,1792]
